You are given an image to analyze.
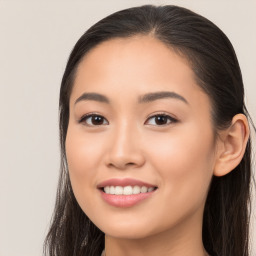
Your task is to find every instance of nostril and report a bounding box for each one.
[126,162,135,166]
[107,161,137,170]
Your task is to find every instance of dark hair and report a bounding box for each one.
[44,5,255,256]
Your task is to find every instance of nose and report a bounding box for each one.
[105,123,145,170]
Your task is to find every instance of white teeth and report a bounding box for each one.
[104,186,110,194]
[115,186,123,195]
[123,186,133,195]
[141,186,147,193]
[103,185,156,195]
[133,185,141,194]
[147,187,154,192]
[109,186,115,194]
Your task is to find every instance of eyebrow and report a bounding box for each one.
[75,92,110,104]
[74,91,188,105]
[138,91,188,104]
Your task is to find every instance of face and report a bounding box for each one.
[66,36,217,239]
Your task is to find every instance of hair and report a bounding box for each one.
[44,4,255,256]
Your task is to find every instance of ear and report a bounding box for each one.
[213,114,249,177]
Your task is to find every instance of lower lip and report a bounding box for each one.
[99,189,157,208]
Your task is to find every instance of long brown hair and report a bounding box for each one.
[44,5,255,256]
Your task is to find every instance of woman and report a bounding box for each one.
[44,5,255,256]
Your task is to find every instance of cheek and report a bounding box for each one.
[65,126,103,178]
[65,125,105,211]
[147,124,215,204]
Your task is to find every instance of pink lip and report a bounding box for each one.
[97,178,158,208]
[99,189,157,208]
[97,178,157,188]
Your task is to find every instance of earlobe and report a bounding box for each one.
[213,114,249,177]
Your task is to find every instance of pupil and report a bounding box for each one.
[92,116,103,125]
[156,116,167,125]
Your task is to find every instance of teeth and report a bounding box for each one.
[115,186,123,195]
[109,186,115,195]
[104,186,110,194]
[147,187,154,192]
[123,186,133,195]
[133,185,140,194]
[141,186,147,193]
[103,185,156,195]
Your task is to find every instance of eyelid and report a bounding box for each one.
[144,112,178,126]
[78,111,178,127]
[78,112,109,126]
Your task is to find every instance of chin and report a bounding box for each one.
[97,221,158,240]
[105,229,152,240]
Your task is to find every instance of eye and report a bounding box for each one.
[79,114,108,126]
[145,114,178,126]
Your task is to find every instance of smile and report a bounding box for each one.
[99,189,158,207]
[97,178,158,207]
[102,185,156,195]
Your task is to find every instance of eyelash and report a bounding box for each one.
[79,112,178,127]
[146,113,178,126]
[79,113,108,126]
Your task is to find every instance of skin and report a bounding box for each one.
[65,35,249,256]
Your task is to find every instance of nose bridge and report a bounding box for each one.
[111,119,136,157]
[106,118,144,169]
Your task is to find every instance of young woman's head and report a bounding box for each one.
[44,5,254,256]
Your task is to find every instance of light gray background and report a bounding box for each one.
[0,1,255,255]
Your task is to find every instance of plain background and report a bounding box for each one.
[0,1,255,255]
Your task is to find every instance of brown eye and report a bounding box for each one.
[145,114,177,126]
[155,115,169,125]
[80,114,108,126]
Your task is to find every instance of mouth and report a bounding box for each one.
[98,185,158,195]
[97,178,158,207]
[97,178,158,195]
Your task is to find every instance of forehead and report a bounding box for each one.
[76,35,195,83]
[71,35,209,110]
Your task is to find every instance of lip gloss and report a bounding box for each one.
[99,189,156,208]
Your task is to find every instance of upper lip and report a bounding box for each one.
[97,178,157,188]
